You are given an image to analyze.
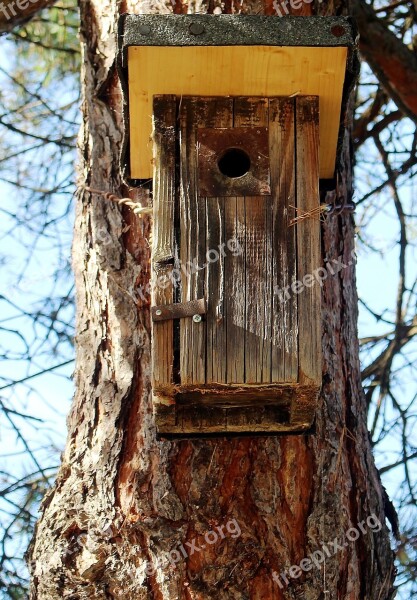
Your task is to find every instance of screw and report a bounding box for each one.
[138,24,151,35]
[331,25,345,37]
[155,309,163,316]
[189,22,205,36]
[193,314,202,323]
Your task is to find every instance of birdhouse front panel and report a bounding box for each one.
[151,95,321,435]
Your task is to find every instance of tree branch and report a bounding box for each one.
[352,0,417,121]
[0,0,56,34]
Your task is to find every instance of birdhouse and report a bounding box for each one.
[118,15,357,436]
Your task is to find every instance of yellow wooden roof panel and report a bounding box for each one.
[127,45,348,179]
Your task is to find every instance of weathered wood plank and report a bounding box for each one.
[295,96,321,385]
[224,193,246,383]
[179,403,202,434]
[151,95,176,391]
[205,195,226,383]
[201,406,227,432]
[153,384,318,435]
[176,384,296,405]
[269,98,298,383]
[234,98,271,384]
[205,105,233,384]
[179,97,233,385]
[179,97,205,385]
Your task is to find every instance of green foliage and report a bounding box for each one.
[11,2,80,79]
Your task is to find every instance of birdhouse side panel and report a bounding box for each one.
[269,97,298,383]
[295,96,321,387]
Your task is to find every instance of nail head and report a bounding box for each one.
[138,24,151,35]
[189,22,205,36]
[331,25,345,37]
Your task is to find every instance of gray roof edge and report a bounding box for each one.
[119,14,357,51]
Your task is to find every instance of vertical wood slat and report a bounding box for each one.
[179,98,233,385]
[224,194,246,384]
[223,98,245,383]
[295,96,321,385]
[151,95,176,390]
[179,97,205,385]
[233,98,271,384]
[205,107,233,384]
[206,197,228,384]
[270,98,298,383]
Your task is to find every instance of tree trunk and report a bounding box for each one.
[28,1,396,598]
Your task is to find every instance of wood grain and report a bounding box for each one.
[224,178,246,384]
[269,97,298,383]
[295,96,321,386]
[127,45,348,179]
[179,97,233,385]
[151,95,176,391]
[234,98,271,384]
[204,106,233,384]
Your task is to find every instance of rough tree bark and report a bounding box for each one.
[28,1,397,598]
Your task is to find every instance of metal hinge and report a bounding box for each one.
[151,298,206,322]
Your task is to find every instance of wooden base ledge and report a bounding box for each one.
[153,384,320,437]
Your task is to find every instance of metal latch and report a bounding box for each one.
[151,298,206,322]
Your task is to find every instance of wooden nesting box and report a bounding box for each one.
[118,15,357,436]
